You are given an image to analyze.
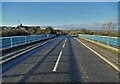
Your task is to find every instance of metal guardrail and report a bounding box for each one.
[78,34,120,48]
[0,34,56,49]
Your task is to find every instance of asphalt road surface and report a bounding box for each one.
[2,35,118,83]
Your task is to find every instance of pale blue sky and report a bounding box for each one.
[2,0,120,2]
[2,2,118,27]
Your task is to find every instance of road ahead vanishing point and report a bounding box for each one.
[2,36,119,82]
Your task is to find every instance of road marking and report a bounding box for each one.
[0,41,49,64]
[1,41,48,60]
[62,38,67,48]
[65,39,67,43]
[74,38,120,73]
[53,38,67,72]
[53,51,63,72]
[40,42,47,45]
[62,43,66,48]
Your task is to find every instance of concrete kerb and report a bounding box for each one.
[78,36,120,54]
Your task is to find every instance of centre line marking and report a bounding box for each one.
[74,38,120,73]
[65,39,67,43]
[62,43,66,48]
[53,51,63,72]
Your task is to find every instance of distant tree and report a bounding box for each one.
[45,26,54,34]
[27,26,40,35]
[2,29,30,37]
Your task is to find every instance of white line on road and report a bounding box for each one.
[53,51,63,72]
[65,38,67,43]
[74,38,120,73]
[53,38,67,72]
[0,41,48,64]
[62,43,66,48]
[1,41,48,60]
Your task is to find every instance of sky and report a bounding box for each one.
[2,2,118,30]
[1,0,120,2]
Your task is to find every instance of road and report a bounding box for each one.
[2,35,118,82]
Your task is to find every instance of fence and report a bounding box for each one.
[0,34,56,49]
[78,34,120,48]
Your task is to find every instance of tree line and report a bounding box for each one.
[68,29,120,37]
[1,25,63,37]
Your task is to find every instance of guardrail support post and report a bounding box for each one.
[47,34,49,38]
[107,37,109,45]
[10,37,13,47]
[25,36,27,43]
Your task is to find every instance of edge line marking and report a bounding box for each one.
[74,38,120,73]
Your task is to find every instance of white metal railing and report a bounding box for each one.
[78,34,120,48]
[0,34,56,49]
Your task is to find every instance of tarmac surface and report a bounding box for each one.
[2,35,118,83]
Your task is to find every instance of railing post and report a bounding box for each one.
[25,36,27,43]
[34,35,36,41]
[107,37,109,45]
[114,37,117,46]
[0,38,2,49]
[47,34,49,38]
[10,37,13,47]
